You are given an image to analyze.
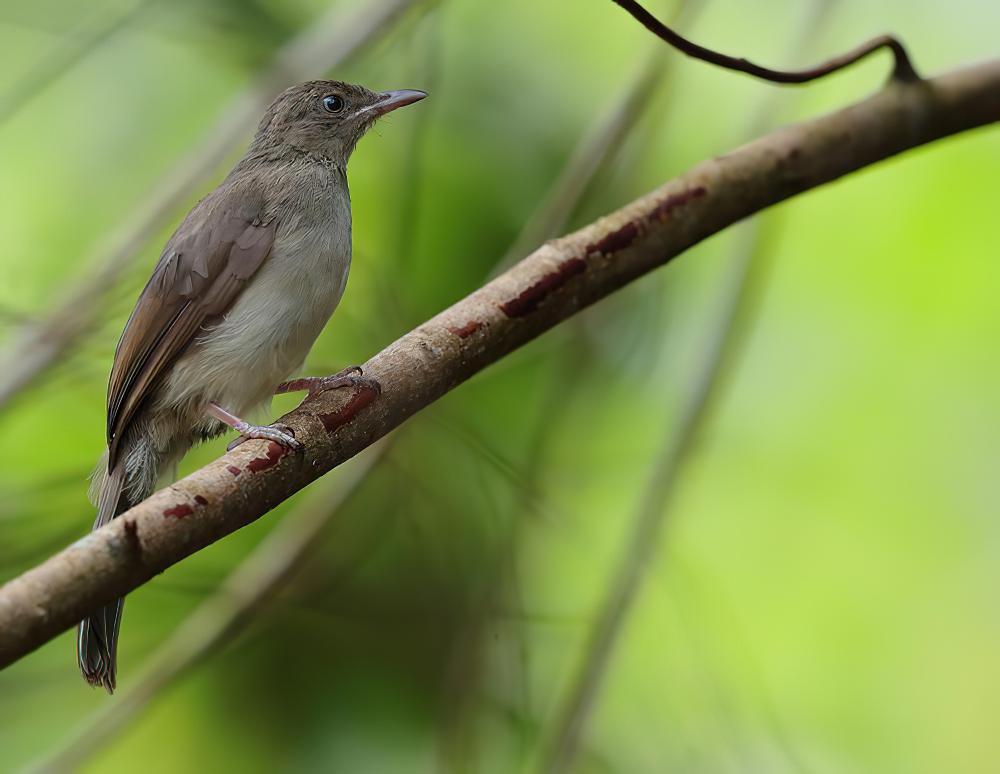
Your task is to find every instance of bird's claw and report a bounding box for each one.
[308,365,381,398]
[227,422,302,452]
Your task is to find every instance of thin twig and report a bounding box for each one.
[541,3,841,770]
[29,440,391,774]
[0,58,997,668]
[612,0,919,84]
[0,0,425,414]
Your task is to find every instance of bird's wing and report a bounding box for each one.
[106,192,276,468]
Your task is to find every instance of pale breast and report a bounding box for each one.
[161,166,352,417]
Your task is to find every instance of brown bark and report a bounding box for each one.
[1,59,998,669]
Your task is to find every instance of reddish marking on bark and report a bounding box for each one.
[122,518,141,554]
[499,257,587,318]
[448,320,482,339]
[163,504,193,519]
[587,221,639,255]
[247,441,288,473]
[194,495,208,506]
[650,186,707,221]
[319,388,377,433]
[226,465,242,477]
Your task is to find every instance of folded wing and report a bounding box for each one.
[106,195,276,468]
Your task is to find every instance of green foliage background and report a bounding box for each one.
[0,0,998,771]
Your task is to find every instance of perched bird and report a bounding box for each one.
[79,80,426,692]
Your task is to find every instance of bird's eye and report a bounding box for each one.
[322,95,345,114]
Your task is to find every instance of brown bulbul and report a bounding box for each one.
[79,80,426,692]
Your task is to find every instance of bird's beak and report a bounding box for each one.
[364,89,427,118]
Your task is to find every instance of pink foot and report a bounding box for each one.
[276,366,381,399]
[226,422,301,452]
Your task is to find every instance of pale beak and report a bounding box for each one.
[364,89,427,118]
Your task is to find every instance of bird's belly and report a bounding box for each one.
[161,237,351,418]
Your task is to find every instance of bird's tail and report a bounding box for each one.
[78,598,125,694]
[78,456,129,693]
[81,430,168,693]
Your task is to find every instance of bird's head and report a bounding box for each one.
[251,79,426,164]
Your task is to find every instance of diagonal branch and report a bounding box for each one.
[0,0,425,413]
[1,59,998,669]
[612,0,919,83]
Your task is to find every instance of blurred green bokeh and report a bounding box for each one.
[1,0,998,771]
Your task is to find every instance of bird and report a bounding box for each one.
[79,80,426,693]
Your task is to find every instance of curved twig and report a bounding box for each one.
[612,0,919,83]
[0,58,997,669]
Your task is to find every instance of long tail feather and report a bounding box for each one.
[78,461,127,694]
[78,597,124,693]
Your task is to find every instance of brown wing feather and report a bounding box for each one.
[107,195,275,468]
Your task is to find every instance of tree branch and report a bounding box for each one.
[1,59,998,669]
[612,0,920,83]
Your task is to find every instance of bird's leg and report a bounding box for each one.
[206,401,302,453]
[275,365,381,399]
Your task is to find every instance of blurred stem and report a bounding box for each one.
[0,0,426,415]
[502,0,705,469]
[494,0,706,279]
[541,221,770,774]
[540,2,839,771]
[493,46,668,274]
[30,439,392,774]
[369,0,446,334]
[441,5,702,759]
[0,0,158,127]
[0,302,31,327]
[394,0,444,272]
